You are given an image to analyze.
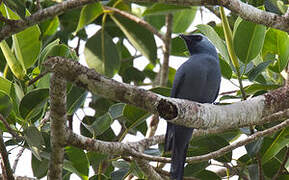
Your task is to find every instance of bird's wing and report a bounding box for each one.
[170,71,185,98]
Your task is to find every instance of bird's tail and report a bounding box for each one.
[165,122,193,180]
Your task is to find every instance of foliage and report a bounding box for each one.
[0,0,289,179]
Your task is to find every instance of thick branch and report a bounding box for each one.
[125,0,289,33]
[43,57,289,131]
[47,73,67,180]
[0,0,95,41]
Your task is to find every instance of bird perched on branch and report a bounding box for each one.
[164,34,221,180]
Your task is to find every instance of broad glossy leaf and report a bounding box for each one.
[0,90,12,118]
[31,154,49,178]
[184,161,209,176]
[233,18,266,64]
[111,14,157,64]
[144,14,165,30]
[172,7,197,33]
[262,128,289,164]
[242,84,279,95]
[84,30,120,77]
[171,36,187,57]
[219,57,232,79]
[67,86,87,115]
[84,114,113,136]
[197,24,230,63]
[150,87,171,97]
[87,152,108,169]
[123,105,149,135]
[24,126,45,148]
[0,40,26,80]
[248,164,259,180]
[108,103,125,119]
[40,17,60,38]
[245,138,263,158]
[194,170,221,180]
[247,60,272,81]
[4,6,42,69]
[142,3,190,16]
[66,146,89,178]
[111,169,129,180]
[189,135,232,162]
[19,88,49,121]
[59,8,81,33]
[0,77,12,95]
[75,2,103,33]
[262,28,289,72]
[3,0,26,18]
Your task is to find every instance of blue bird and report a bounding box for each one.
[164,34,221,180]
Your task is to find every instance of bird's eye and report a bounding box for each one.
[194,35,202,41]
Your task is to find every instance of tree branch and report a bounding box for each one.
[0,129,14,180]
[47,73,67,180]
[0,0,96,42]
[42,57,289,131]
[104,6,165,41]
[125,0,289,33]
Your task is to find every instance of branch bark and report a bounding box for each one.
[47,73,67,180]
[0,129,14,180]
[42,57,289,132]
[0,0,288,43]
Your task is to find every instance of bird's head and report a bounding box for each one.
[180,33,217,57]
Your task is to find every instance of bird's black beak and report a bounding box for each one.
[179,34,189,41]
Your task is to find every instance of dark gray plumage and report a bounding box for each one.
[164,34,221,180]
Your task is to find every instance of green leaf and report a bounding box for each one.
[197,24,231,63]
[40,17,60,38]
[219,57,232,79]
[262,28,289,73]
[189,135,232,162]
[0,90,13,118]
[67,86,87,115]
[3,0,26,19]
[24,126,45,148]
[172,7,197,33]
[84,30,120,77]
[84,114,113,136]
[247,60,272,81]
[19,88,49,121]
[144,15,165,30]
[0,40,26,80]
[4,6,42,69]
[248,164,260,180]
[31,154,49,178]
[233,18,266,64]
[108,103,125,119]
[65,146,89,179]
[75,2,103,33]
[194,170,221,180]
[262,128,289,164]
[242,84,280,95]
[123,105,149,135]
[150,87,171,97]
[0,77,12,95]
[111,14,157,64]
[171,36,187,57]
[184,161,209,176]
[245,138,263,158]
[142,3,190,16]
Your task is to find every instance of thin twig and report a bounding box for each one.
[0,114,22,140]
[104,6,165,41]
[12,147,25,172]
[28,70,48,86]
[272,147,289,180]
[0,129,15,180]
